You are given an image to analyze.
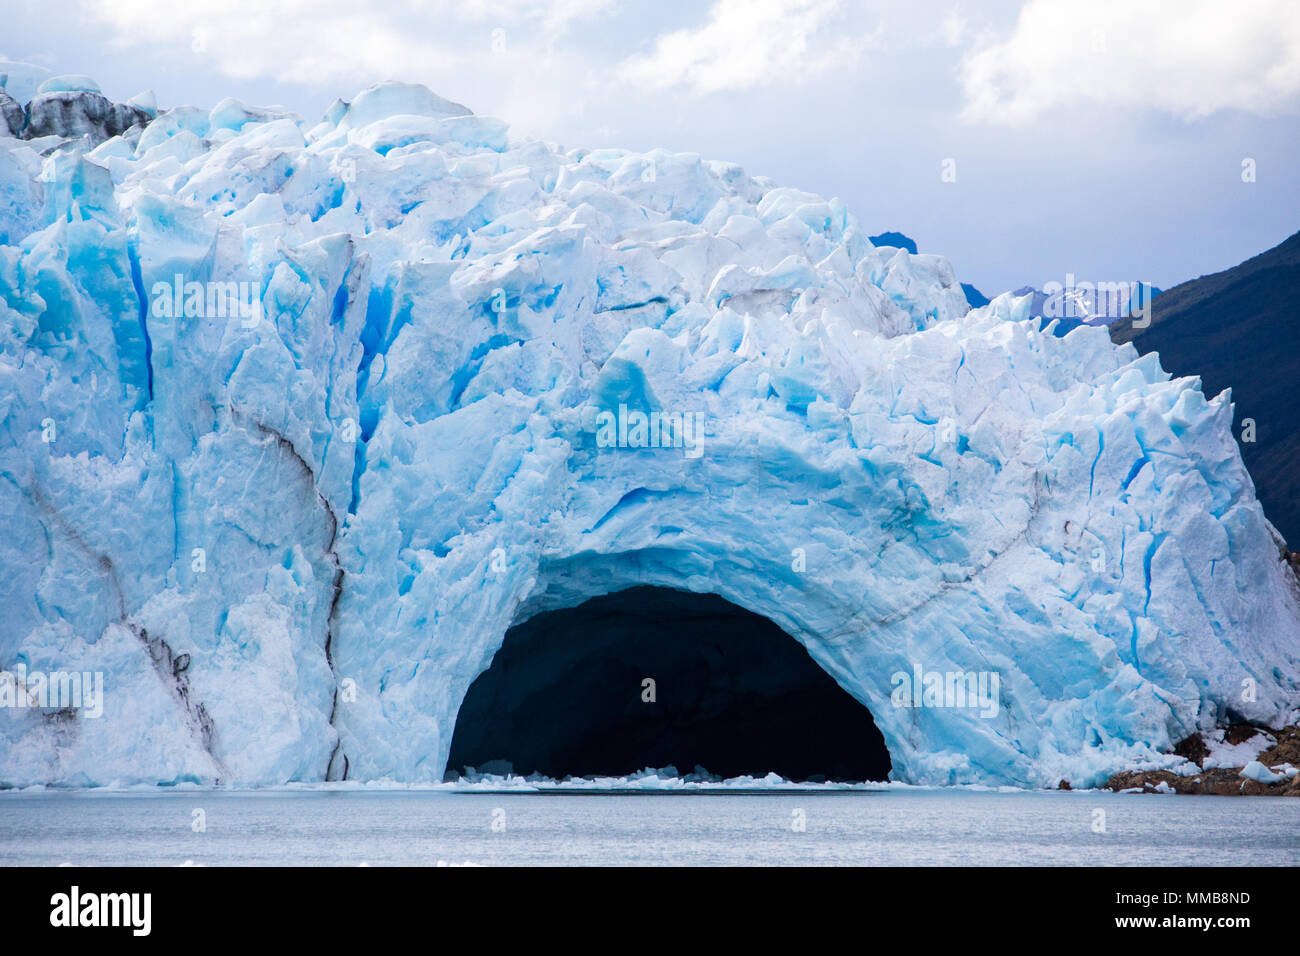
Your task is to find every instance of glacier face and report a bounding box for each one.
[1,78,1298,789]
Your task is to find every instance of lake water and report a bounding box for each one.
[1,787,1296,866]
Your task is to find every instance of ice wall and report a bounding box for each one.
[1,78,1297,788]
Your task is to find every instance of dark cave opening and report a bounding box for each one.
[446,586,892,782]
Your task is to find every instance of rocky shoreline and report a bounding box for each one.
[1105,725,1300,796]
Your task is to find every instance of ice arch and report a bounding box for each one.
[445,585,892,781]
[7,80,1296,790]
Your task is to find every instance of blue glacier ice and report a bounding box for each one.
[1,79,1297,789]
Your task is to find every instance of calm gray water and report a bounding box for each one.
[1,788,1297,866]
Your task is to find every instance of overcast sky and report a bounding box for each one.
[6,0,1299,295]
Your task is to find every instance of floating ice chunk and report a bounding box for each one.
[1239,761,1285,785]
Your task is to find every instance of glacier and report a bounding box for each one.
[1,75,1298,789]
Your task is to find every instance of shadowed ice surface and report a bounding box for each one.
[1,789,1297,866]
[447,587,892,782]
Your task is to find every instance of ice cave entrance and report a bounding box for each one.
[446,586,892,782]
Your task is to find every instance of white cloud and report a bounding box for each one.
[458,0,614,38]
[938,12,966,48]
[960,0,1300,123]
[616,0,855,94]
[78,0,612,87]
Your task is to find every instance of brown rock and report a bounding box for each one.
[1257,725,1300,769]
[1104,725,1300,796]
[1224,722,1269,745]
[1173,732,1209,767]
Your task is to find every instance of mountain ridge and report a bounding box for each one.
[1111,230,1300,545]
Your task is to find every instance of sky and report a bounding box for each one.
[5,0,1299,296]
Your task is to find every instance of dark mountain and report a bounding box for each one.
[868,230,917,254]
[1111,230,1300,545]
[961,282,989,308]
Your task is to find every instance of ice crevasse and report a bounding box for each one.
[1,78,1297,789]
